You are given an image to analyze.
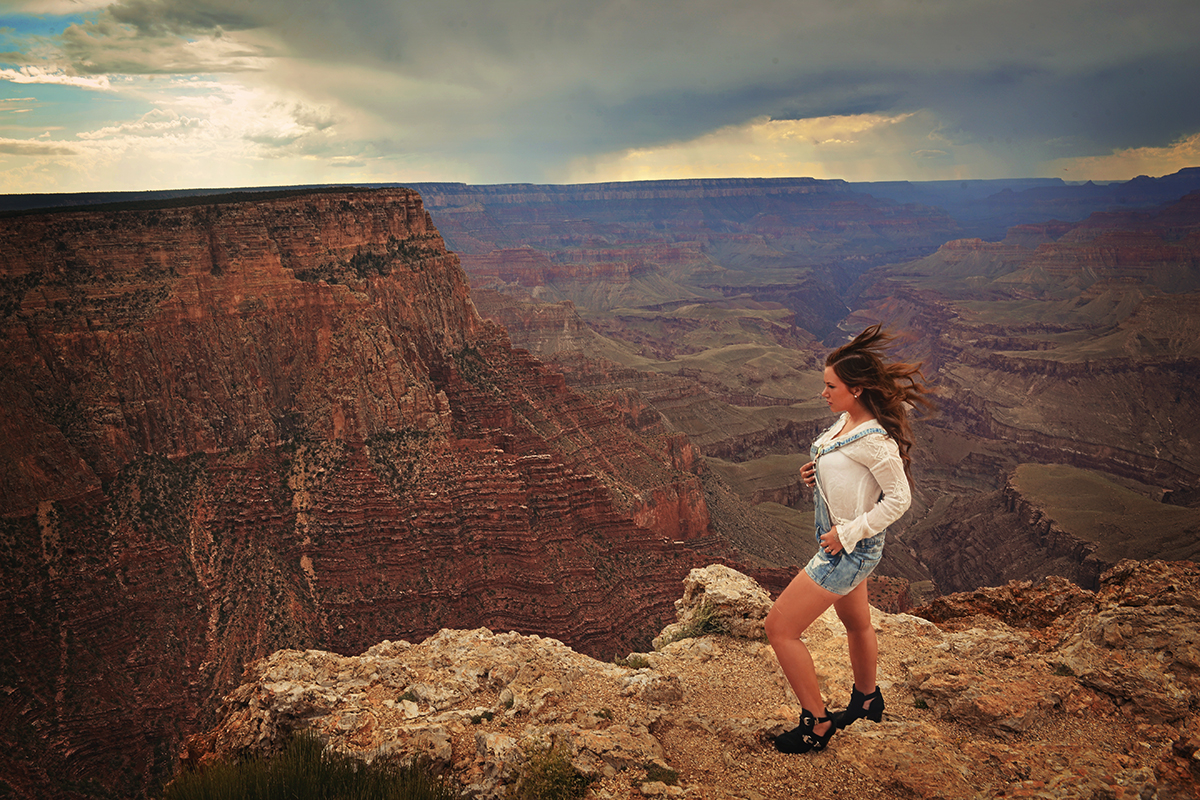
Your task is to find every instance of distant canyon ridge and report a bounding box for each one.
[2,171,1199,798]
[410,173,1200,588]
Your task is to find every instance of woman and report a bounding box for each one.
[766,324,933,754]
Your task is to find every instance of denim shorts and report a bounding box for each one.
[803,532,885,595]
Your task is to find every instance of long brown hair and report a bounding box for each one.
[827,324,934,473]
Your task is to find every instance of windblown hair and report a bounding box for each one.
[826,324,935,474]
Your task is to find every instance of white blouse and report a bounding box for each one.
[813,413,911,553]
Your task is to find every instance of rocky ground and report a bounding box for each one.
[182,561,1199,800]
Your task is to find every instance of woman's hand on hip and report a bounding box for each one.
[820,526,843,555]
[801,460,816,487]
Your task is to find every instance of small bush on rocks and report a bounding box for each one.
[161,732,459,800]
[656,600,727,648]
[512,742,593,800]
[643,761,679,786]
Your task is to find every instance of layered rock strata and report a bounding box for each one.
[849,193,1200,506]
[0,190,744,799]
[411,178,960,339]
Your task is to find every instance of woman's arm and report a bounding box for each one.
[835,434,911,553]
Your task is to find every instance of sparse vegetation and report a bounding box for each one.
[294,234,442,284]
[107,454,206,546]
[160,732,459,800]
[511,742,593,800]
[655,600,727,648]
[642,761,679,786]
[367,429,435,496]
[0,271,43,319]
[451,345,495,391]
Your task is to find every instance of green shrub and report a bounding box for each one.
[687,601,726,637]
[511,742,592,800]
[161,732,458,800]
[656,601,727,648]
[642,761,678,786]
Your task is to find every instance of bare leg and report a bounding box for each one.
[833,579,878,706]
[765,570,838,737]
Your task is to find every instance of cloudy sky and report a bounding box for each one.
[2,0,1198,194]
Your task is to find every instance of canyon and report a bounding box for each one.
[0,189,790,799]
[2,171,1199,798]
[416,175,1199,595]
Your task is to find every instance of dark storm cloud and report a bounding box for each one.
[58,0,273,74]
[40,0,1200,180]
[1066,54,1200,149]
[104,0,259,36]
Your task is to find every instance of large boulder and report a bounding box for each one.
[651,564,773,649]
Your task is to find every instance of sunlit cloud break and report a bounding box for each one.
[75,108,204,140]
[0,66,111,90]
[1045,133,1200,182]
[562,112,998,183]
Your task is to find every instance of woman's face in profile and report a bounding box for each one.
[821,366,858,415]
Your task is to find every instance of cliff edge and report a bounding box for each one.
[182,561,1199,800]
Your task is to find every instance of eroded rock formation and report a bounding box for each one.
[183,561,1200,800]
[0,189,754,799]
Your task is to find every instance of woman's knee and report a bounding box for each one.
[764,604,794,644]
[764,605,783,643]
[837,608,871,634]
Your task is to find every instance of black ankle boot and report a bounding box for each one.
[773,709,836,754]
[830,686,884,729]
